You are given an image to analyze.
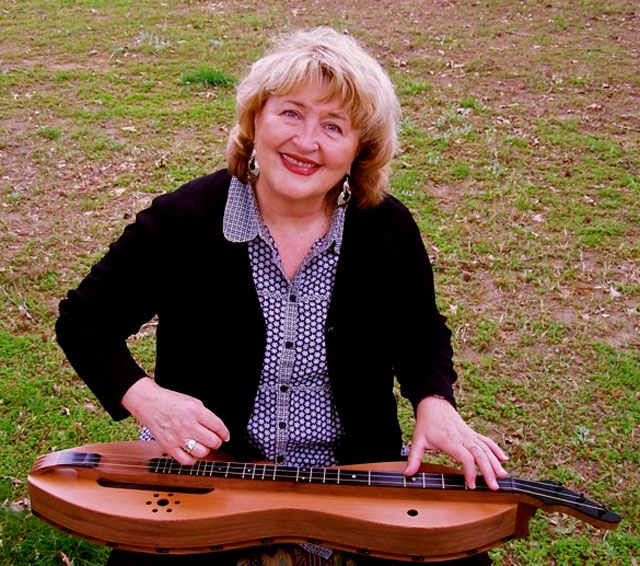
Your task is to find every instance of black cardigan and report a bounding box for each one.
[56,170,457,464]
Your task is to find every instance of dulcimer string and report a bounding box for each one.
[43,450,609,514]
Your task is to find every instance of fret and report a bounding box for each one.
[152,458,477,494]
[139,458,621,530]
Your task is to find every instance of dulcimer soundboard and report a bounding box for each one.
[29,441,621,562]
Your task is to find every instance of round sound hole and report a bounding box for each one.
[407,509,419,517]
[156,498,170,507]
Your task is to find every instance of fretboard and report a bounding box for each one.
[147,458,512,492]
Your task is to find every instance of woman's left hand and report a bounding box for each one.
[404,396,509,490]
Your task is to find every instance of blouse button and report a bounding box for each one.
[285,341,293,349]
[280,385,289,392]
[279,422,286,429]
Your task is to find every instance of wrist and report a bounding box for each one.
[121,376,156,414]
[417,394,452,413]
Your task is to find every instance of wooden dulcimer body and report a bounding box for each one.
[28,442,621,562]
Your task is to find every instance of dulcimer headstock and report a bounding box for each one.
[503,477,622,529]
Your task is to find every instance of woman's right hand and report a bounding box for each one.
[121,377,230,465]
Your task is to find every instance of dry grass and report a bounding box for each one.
[1,1,638,564]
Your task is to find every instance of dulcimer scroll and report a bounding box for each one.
[29,442,621,562]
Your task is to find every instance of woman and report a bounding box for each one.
[56,28,507,566]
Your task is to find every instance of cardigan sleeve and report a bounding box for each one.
[56,193,173,421]
[384,198,458,410]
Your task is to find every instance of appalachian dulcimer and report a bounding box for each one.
[28,441,621,562]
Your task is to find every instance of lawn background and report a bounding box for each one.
[1,1,638,564]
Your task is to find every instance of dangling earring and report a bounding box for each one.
[338,174,351,206]
[249,148,259,178]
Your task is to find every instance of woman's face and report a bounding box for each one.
[253,81,360,210]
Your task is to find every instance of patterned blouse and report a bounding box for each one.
[142,177,345,468]
[224,177,346,467]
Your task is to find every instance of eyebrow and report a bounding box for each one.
[282,99,349,122]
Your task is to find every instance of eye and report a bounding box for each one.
[282,109,300,119]
[326,123,343,134]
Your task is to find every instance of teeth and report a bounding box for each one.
[282,154,317,168]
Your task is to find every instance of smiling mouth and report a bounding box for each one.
[280,153,321,171]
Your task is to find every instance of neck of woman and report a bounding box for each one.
[255,186,331,234]
[254,189,333,281]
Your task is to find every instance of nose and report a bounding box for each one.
[293,120,319,153]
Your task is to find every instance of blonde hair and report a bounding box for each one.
[226,28,400,209]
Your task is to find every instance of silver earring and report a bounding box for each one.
[249,148,259,178]
[338,174,351,206]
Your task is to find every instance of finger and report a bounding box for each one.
[156,437,198,467]
[172,447,198,466]
[197,408,231,443]
[193,426,226,451]
[479,441,509,480]
[156,432,206,466]
[476,436,509,478]
[404,441,425,476]
[443,442,478,489]
[183,439,210,460]
[478,434,509,462]
[468,443,500,490]
[460,451,478,490]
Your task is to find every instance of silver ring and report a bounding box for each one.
[183,438,197,454]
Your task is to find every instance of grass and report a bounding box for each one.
[180,67,237,88]
[1,0,639,565]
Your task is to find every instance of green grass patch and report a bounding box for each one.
[180,67,237,88]
[37,127,62,140]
